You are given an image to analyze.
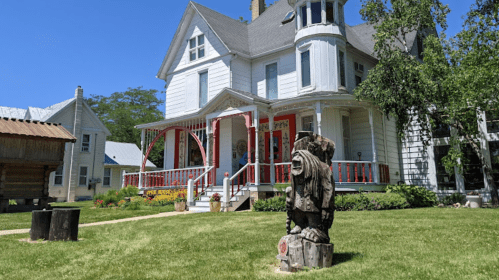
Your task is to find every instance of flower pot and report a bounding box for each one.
[209,201,221,212]
[174,202,186,212]
[466,195,482,208]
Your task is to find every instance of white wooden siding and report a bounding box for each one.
[231,58,252,92]
[400,119,433,188]
[251,48,297,99]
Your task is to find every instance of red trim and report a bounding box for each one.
[260,114,296,159]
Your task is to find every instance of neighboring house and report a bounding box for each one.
[104,141,157,189]
[0,86,111,202]
[130,0,413,210]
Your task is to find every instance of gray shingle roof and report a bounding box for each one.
[105,141,156,168]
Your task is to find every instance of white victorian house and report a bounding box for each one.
[128,0,421,211]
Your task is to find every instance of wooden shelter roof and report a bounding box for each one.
[0,117,76,142]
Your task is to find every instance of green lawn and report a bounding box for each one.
[0,208,498,279]
[0,201,174,231]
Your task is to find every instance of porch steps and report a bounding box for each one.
[188,185,250,213]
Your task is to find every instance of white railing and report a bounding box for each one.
[229,163,251,198]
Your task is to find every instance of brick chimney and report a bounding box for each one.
[252,0,266,21]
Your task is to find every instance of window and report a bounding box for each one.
[326,2,334,23]
[81,134,90,152]
[339,50,346,87]
[431,116,451,138]
[79,166,88,186]
[301,50,311,87]
[417,35,424,59]
[301,5,307,27]
[342,116,352,160]
[433,146,456,190]
[103,168,111,187]
[266,63,278,99]
[189,34,205,62]
[486,110,499,133]
[355,75,362,87]
[489,141,499,184]
[282,11,295,24]
[311,2,322,24]
[302,116,314,132]
[54,165,63,186]
[199,71,208,107]
[462,145,485,190]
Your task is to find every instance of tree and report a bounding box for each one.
[354,0,499,205]
[86,87,165,168]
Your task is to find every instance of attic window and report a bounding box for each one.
[282,11,295,24]
[189,34,205,62]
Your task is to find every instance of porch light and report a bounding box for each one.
[357,152,362,161]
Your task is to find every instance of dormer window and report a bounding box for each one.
[282,11,295,24]
[189,34,205,62]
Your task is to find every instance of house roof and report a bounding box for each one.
[0,106,27,119]
[0,117,77,142]
[104,141,156,168]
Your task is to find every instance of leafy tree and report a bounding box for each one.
[86,87,165,168]
[355,0,499,205]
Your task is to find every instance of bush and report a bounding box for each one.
[253,196,286,212]
[440,193,466,205]
[385,184,437,208]
[8,200,17,206]
[335,192,409,211]
[119,185,140,198]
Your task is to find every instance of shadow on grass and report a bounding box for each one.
[332,252,363,266]
[51,206,85,209]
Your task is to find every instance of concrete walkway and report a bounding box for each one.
[0,211,195,236]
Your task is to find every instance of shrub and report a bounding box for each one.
[119,185,140,198]
[335,192,409,211]
[123,196,146,210]
[385,184,437,208]
[440,193,466,205]
[8,200,17,206]
[253,196,286,212]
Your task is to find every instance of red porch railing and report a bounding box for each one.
[192,166,216,198]
[229,163,250,198]
[247,163,272,185]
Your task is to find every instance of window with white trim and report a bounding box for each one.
[486,110,499,133]
[81,134,90,152]
[326,1,334,23]
[54,165,64,186]
[310,2,322,24]
[301,5,307,28]
[189,34,205,62]
[339,50,346,87]
[266,62,278,100]
[79,166,88,186]
[301,50,311,88]
[199,71,208,107]
[302,115,314,132]
[103,168,111,187]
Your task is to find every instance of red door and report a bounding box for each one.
[264,131,282,183]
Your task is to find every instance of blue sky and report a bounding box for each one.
[0,0,476,114]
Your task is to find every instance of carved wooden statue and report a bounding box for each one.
[286,131,335,243]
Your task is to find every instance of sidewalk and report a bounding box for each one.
[0,211,195,236]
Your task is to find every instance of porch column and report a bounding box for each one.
[315,101,322,135]
[212,119,219,186]
[205,117,211,188]
[244,113,252,185]
[254,110,260,185]
[139,129,145,188]
[269,114,275,185]
[368,107,379,183]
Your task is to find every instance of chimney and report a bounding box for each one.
[75,85,83,99]
[252,0,266,21]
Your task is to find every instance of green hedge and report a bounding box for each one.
[335,192,409,211]
[253,196,286,212]
[385,184,438,208]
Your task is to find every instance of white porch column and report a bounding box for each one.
[306,1,312,26]
[254,110,260,185]
[368,107,379,183]
[315,101,322,135]
[205,117,212,188]
[269,114,275,185]
[139,129,145,188]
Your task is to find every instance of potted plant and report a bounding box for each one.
[173,181,186,212]
[466,191,482,208]
[210,193,221,212]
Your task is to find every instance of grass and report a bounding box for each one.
[0,201,175,231]
[0,207,498,279]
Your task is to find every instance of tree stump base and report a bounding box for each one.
[277,234,333,272]
[48,209,81,241]
[30,210,53,241]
